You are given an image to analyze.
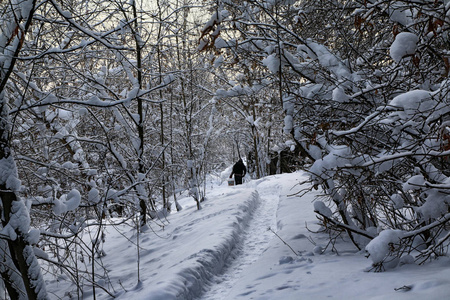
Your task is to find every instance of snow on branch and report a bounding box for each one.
[10,75,175,114]
[314,206,376,240]
[390,32,418,63]
[49,0,131,51]
[0,156,22,191]
[53,189,81,215]
[198,9,230,51]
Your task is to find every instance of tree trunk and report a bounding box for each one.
[131,1,148,226]
[0,150,47,299]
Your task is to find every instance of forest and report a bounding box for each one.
[0,0,449,299]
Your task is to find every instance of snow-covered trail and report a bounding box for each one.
[43,171,450,300]
[200,178,282,300]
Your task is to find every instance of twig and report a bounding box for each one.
[268,227,299,256]
[394,285,413,292]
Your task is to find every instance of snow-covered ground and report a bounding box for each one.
[46,171,450,299]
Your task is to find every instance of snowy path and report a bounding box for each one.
[200,179,282,300]
[43,172,450,300]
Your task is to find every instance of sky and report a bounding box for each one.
[44,170,450,300]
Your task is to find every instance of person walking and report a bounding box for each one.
[230,158,247,185]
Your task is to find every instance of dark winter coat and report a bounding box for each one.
[230,159,246,185]
[231,159,246,177]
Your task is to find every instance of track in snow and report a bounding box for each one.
[199,179,282,300]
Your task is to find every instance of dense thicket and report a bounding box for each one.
[201,0,450,270]
[0,0,449,298]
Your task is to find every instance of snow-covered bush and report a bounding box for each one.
[303,1,450,268]
[203,0,450,270]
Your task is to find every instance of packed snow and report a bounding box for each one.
[44,171,450,299]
